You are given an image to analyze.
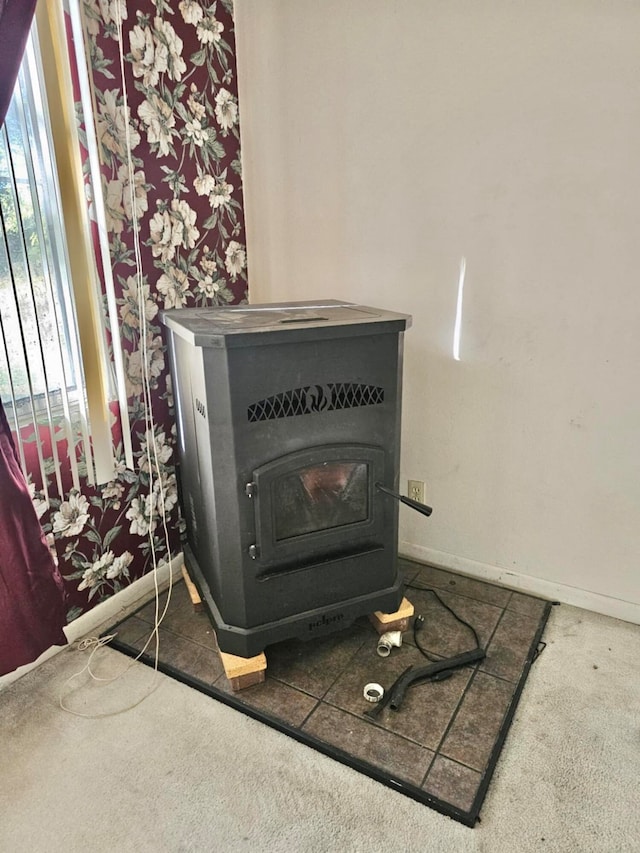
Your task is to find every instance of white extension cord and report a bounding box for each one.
[59,1,175,718]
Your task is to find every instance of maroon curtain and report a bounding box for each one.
[0,0,38,124]
[0,404,67,675]
[0,0,67,676]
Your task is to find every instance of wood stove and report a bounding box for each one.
[160,300,412,657]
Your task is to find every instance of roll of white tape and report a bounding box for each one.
[363,682,385,703]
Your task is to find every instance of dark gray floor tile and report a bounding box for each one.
[507,590,549,620]
[325,640,473,750]
[265,624,370,698]
[135,581,218,648]
[135,588,171,624]
[404,588,502,657]
[302,703,434,788]
[398,557,422,584]
[440,672,513,772]
[109,615,151,647]
[481,609,540,681]
[423,755,481,813]
[158,589,218,649]
[147,627,225,685]
[324,638,424,713]
[406,563,511,608]
[378,667,473,750]
[216,676,319,727]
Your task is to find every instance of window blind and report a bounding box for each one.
[0,33,96,496]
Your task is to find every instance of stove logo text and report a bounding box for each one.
[308,612,345,632]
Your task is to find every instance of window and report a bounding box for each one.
[0,31,92,495]
[0,5,122,494]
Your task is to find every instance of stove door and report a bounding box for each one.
[250,444,386,574]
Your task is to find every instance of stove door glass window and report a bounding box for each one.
[252,444,385,570]
[273,461,368,541]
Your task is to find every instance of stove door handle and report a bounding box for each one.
[375,482,433,517]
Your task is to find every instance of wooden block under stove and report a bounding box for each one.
[219,649,267,691]
[181,563,266,690]
[369,597,415,634]
[181,564,204,612]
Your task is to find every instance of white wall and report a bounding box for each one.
[234,0,640,621]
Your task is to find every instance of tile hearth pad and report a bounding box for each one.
[107,558,551,827]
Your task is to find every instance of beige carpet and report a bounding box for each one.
[1,602,639,852]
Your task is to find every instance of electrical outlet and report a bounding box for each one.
[408,479,425,504]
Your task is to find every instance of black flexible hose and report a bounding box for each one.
[389,647,486,710]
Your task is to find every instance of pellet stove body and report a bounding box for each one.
[161,300,411,657]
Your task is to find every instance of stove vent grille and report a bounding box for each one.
[247,382,384,423]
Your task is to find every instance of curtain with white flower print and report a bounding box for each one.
[22,0,248,627]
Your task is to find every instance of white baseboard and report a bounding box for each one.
[0,553,183,691]
[399,541,640,626]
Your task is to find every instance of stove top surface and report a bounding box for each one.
[160,300,411,346]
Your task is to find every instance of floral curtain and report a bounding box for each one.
[5,0,248,664]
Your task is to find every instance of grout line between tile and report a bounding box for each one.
[304,701,437,765]
[298,698,323,730]
[316,631,372,702]
[147,622,220,655]
[403,560,538,609]
[321,692,434,749]
[408,586,504,611]
[419,601,510,787]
